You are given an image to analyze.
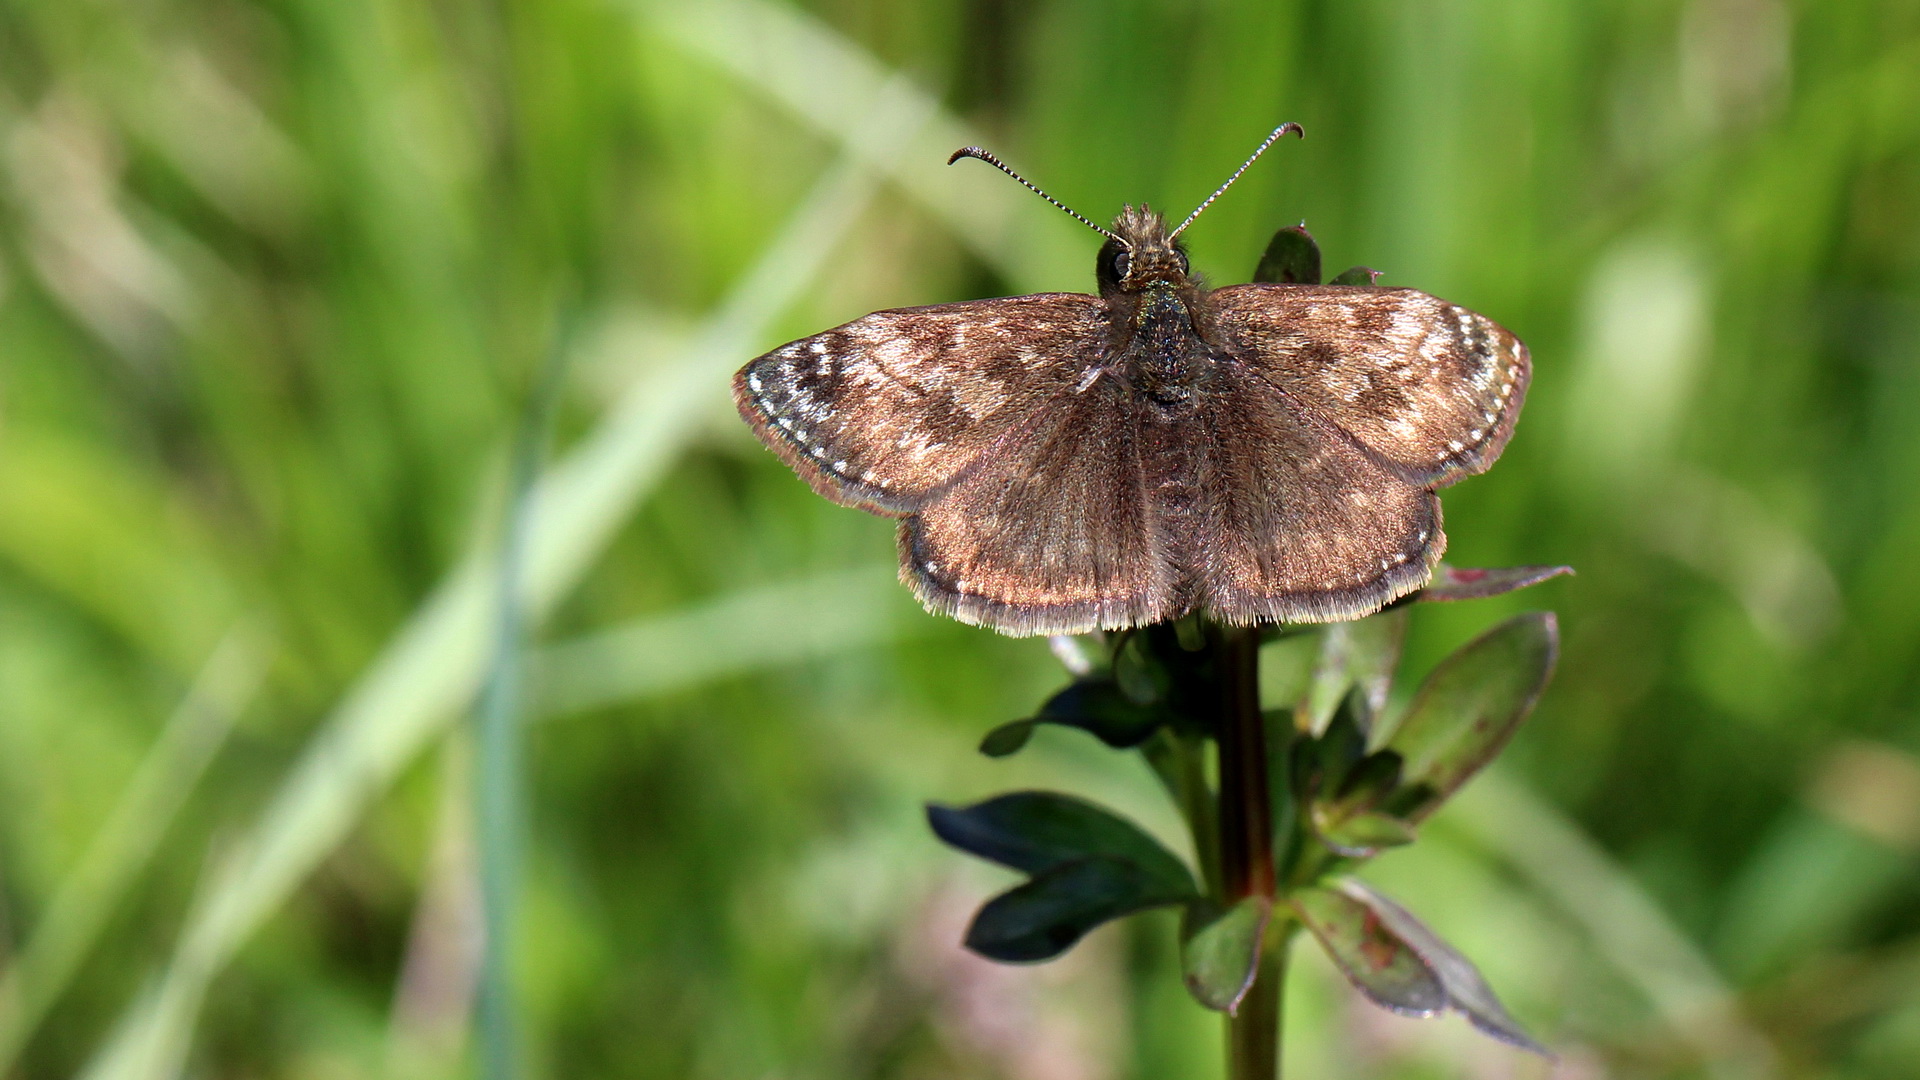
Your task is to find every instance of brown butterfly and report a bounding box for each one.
[733,125,1529,636]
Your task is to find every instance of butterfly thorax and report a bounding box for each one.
[1097,207,1217,416]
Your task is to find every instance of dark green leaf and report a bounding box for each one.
[1253,224,1321,284]
[1300,609,1409,735]
[1414,564,1574,603]
[1329,266,1383,286]
[1032,678,1170,748]
[926,791,1197,895]
[965,855,1194,962]
[1334,879,1551,1056]
[1181,897,1271,1013]
[1292,883,1446,1015]
[978,719,1037,758]
[1379,613,1558,819]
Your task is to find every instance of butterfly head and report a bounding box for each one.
[1096,206,1191,297]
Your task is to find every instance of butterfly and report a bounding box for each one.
[733,125,1529,637]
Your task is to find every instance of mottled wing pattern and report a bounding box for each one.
[901,377,1173,635]
[733,294,1108,513]
[1209,285,1529,486]
[1195,357,1444,624]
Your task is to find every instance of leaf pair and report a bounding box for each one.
[926,792,1281,1017]
[926,792,1199,962]
[1293,612,1560,864]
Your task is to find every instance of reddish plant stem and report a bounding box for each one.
[1214,623,1282,1079]
[1215,625,1274,900]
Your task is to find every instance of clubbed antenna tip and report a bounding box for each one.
[949,146,1119,241]
[1171,123,1305,239]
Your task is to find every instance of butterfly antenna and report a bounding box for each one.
[1170,123,1305,239]
[949,146,1120,241]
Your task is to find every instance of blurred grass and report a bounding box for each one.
[2,1,1919,1078]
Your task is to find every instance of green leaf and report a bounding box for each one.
[978,719,1037,757]
[1253,224,1322,284]
[926,792,1197,894]
[1292,883,1447,1015]
[1329,265,1383,286]
[1300,608,1409,736]
[965,856,1195,962]
[1378,613,1559,818]
[1414,564,1574,603]
[1181,896,1272,1013]
[1312,809,1418,857]
[1326,879,1552,1056]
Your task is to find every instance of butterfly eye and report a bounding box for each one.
[1174,250,1190,275]
[1113,250,1132,279]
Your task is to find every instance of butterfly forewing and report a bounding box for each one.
[733,294,1107,512]
[1210,285,1529,487]
[901,375,1173,635]
[1195,357,1444,624]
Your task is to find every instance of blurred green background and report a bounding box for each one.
[2,0,1918,1077]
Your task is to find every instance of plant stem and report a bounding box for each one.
[1214,624,1282,1079]
[1215,625,1273,899]
[1229,921,1293,1079]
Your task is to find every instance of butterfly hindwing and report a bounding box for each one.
[901,374,1172,635]
[1195,356,1444,624]
[1209,285,1529,487]
[733,294,1108,514]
